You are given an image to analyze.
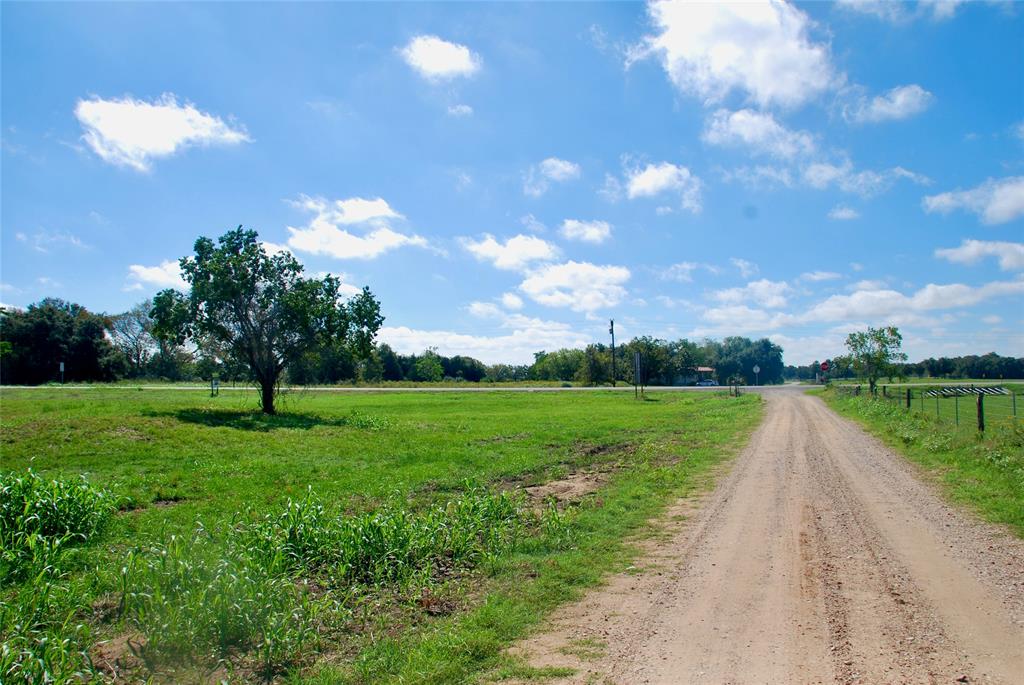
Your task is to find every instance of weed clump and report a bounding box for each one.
[1,469,117,583]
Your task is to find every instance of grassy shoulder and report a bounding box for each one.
[1,389,761,683]
[819,388,1024,537]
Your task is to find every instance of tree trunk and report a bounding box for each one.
[260,379,276,414]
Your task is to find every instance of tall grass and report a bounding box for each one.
[114,488,526,675]
[1,470,118,584]
[1,470,118,683]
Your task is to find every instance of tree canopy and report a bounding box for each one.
[151,226,383,413]
[844,326,907,392]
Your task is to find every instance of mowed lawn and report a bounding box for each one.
[1,388,761,683]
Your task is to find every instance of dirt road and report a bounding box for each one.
[511,389,1024,684]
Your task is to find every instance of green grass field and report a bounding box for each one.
[0,387,761,683]
[820,388,1024,537]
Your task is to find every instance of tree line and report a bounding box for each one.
[784,353,1024,382]
[0,299,787,388]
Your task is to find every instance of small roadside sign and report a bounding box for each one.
[753,364,760,386]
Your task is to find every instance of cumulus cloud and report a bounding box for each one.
[126,260,188,291]
[501,292,524,310]
[623,161,702,212]
[74,94,249,172]
[923,176,1024,225]
[524,157,582,197]
[560,219,612,244]
[400,35,481,80]
[703,109,815,159]
[285,195,428,260]
[804,279,1024,323]
[631,0,837,108]
[519,261,630,312]
[935,239,1024,271]
[713,279,792,308]
[845,84,934,124]
[462,234,559,271]
[380,314,590,365]
[828,205,860,220]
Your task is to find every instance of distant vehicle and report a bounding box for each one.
[697,379,718,386]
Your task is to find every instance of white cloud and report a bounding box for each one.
[730,257,759,278]
[126,260,188,291]
[400,35,481,81]
[800,271,842,282]
[501,292,524,310]
[661,261,700,282]
[722,165,795,189]
[845,84,934,124]
[624,161,702,212]
[520,214,546,233]
[923,176,1024,225]
[289,195,401,225]
[848,279,888,292]
[462,234,559,271]
[313,271,362,298]
[380,314,589,365]
[828,205,860,220]
[16,230,88,253]
[467,301,503,319]
[560,219,612,244]
[447,104,474,117]
[802,159,930,197]
[981,314,1002,325]
[804,279,1024,323]
[631,0,837,108]
[74,94,249,172]
[286,196,428,260]
[703,109,815,159]
[519,261,630,312]
[261,241,292,257]
[524,157,582,197]
[713,279,792,308]
[837,0,966,22]
[935,239,1024,271]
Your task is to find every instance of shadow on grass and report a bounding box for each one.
[145,408,351,432]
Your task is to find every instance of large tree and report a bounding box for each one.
[151,227,383,413]
[844,326,907,393]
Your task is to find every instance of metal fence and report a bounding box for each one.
[835,384,1019,432]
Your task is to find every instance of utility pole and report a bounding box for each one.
[609,319,616,387]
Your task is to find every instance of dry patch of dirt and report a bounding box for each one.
[523,471,609,507]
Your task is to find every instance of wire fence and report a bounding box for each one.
[834,383,1019,432]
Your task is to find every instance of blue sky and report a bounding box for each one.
[2,0,1022,365]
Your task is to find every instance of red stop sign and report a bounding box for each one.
[821,360,830,372]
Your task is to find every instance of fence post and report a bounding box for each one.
[883,385,887,398]
[920,390,924,412]
[955,393,959,426]
[1014,391,1017,419]
[977,393,985,432]
[906,388,911,409]
[936,394,940,419]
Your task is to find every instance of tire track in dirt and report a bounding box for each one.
[505,389,1023,684]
